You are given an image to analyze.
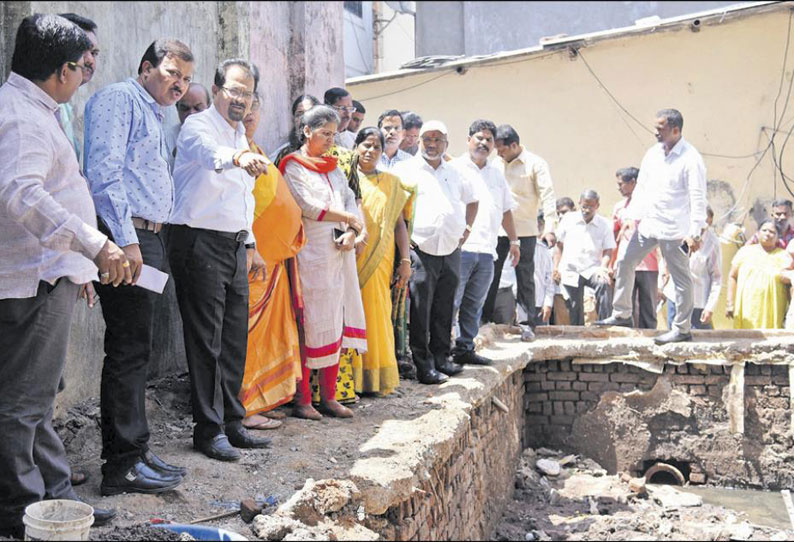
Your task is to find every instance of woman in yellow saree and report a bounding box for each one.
[239,94,306,430]
[349,127,415,395]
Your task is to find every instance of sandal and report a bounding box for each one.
[242,414,282,430]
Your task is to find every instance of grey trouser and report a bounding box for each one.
[0,280,78,528]
[613,231,693,333]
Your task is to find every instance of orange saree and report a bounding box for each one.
[239,143,306,415]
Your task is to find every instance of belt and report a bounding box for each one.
[131,217,163,234]
[190,226,248,243]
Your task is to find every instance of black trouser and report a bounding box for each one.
[95,226,166,473]
[409,247,460,370]
[633,271,659,329]
[167,225,248,441]
[0,280,78,529]
[562,274,613,326]
[483,236,537,327]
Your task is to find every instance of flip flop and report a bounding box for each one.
[242,415,282,430]
[264,410,287,420]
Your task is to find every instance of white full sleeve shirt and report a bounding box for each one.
[394,156,478,256]
[170,105,255,243]
[628,137,708,241]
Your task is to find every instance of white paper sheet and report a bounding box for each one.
[136,264,169,294]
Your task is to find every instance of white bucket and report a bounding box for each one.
[23,499,94,541]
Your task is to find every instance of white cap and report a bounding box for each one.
[419,120,448,137]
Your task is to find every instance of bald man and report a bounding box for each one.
[176,82,210,124]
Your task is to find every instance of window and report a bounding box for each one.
[344,1,363,18]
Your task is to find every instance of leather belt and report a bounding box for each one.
[131,217,163,234]
[196,227,248,243]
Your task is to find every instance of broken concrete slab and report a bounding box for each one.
[536,459,561,477]
[647,484,703,509]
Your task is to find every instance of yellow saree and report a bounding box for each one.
[240,143,306,415]
[350,169,414,394]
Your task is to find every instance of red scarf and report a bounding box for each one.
[278,152,338,175]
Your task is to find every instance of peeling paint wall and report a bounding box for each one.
[0,2,344,412]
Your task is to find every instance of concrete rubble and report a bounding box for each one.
[492,447,794,541]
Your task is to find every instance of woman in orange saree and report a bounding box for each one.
[239,94,306,430]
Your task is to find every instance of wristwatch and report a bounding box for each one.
[465,224,473,233]
[245,242,256,250]
[510,239,521,246]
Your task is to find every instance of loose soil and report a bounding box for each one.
[492,448,794,541]
[54,372,439,539]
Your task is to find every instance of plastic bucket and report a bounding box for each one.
[23,499,94,541]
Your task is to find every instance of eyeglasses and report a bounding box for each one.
[66,61,89,74]
[221,86,254,100]
[332,105,356,114]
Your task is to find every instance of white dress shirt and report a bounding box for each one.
[534,242,555,309]
[334,130,356,150]
[171,105,254,243]
[453,154,516,257]
[627,137,708,241]
[0,72,107,299]
[394,156,478,256]
[557,211,616,286]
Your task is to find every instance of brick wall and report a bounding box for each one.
[523,359,794,488]
[377,371,526,541]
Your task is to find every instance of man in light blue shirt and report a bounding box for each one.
[84,38,194,497]
[378,109,412,171]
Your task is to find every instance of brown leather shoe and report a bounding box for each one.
[317,399,354,418]
[70,470,89,486]
[292,403,323,420]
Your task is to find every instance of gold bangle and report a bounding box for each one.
[400,258,411,264]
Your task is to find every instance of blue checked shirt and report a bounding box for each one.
[84,78,173,247]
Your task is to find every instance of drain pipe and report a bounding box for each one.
[643,462,686,485]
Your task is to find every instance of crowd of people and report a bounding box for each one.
[0,13,791,537]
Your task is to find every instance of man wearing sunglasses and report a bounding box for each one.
[84,38,195,496]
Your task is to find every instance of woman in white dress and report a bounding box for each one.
[278,105,367,419]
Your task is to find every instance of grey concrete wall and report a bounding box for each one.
[416,1,742,57]
[1,1,344,413]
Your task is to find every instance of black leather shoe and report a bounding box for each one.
[144,450,188,478]
[453,350,492,366]
[594,315,634,327]
[63,490,118,527]
[226,424,272,449]
[436,357,464,376]
[654,329,693,345]
[417,368,449,385]
[194,434,241,461]
[100,461,182,496]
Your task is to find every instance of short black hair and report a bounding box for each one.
[377,109,403,128]
[58,13,97,34]
[324,87,350,106]
[291,94,320,115]
[616,167,639,182]
[214,58,253,88]
[657,108,683,131]
[354,126,385,148]
[137,39,194,75]
[772,199,793,210]
[469,119,497,138]
[353,100,366,114]
[11,14,91,82]
[495,124,520,146]
[249,63,260,92]
[556,197,575,211]
[401,111,423,130]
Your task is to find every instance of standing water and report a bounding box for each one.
[675,485,792,530]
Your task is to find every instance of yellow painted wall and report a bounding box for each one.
[348,5,794,330]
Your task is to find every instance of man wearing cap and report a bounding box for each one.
[394,121,479,385]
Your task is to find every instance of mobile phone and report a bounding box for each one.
[679,241,690,255]
[333,228,346,243]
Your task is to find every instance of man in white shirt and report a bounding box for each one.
[169,59,271,462]
[378,109,412,170]
[553,190,616,326]
[596,109,707,345]
[534,213,555,325]
[324,87,356,149]
[394,120,479,384]
[452,120,520,366]
[483,125,557,342]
